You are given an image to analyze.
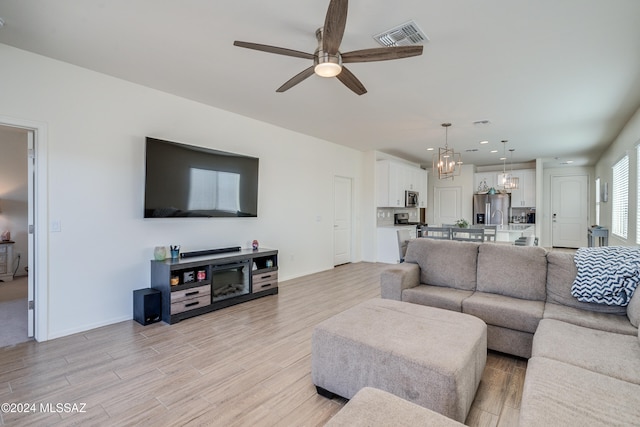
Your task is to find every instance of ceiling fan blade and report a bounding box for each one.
[336,66,367,95]
[342,45,424,63]
[234,41,314,60]
[323,0,348,54]
[276,66,316,93]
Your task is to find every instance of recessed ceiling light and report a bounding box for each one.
[490,150,498,153]
[499,157,506,161]
[426,147,434,151]
[479,140,489,144]
[566,160,574,164]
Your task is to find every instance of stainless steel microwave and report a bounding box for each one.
[405,191,419,207]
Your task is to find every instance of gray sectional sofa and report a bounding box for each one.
[379,238,640,426]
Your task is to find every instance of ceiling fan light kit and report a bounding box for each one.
[314,28,343,77]
[433,123,462,180]
[233,0,423,95]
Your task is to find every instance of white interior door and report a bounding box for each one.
[552,175,588,248]
[27,131,35,337]
[333,176,352,266]
[433,186,462,226]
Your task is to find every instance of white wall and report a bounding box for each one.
[0,44,368,340]
[594,106,640,246]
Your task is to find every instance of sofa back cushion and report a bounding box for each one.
[627,287,640,327]
[476,244,547,300]
[404,238,480,291]
[547,251,627,315]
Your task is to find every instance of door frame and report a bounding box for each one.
[0,115,49,342]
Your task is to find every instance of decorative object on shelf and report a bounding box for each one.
[454,219,469,228]
[170,276,179,286]
[432,122,462,180]
[154,246,167,261]
[197,270,206,281]
[488,187,497,195]
[1,230,10,241]
[170,245,180,259]
[266,259,274,268]
[477,179,489,193]
[252,240,259,250]
[183,271,195,283]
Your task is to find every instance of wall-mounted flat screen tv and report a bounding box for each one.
[144,137,259,218]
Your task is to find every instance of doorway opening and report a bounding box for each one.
[0,116,49,344]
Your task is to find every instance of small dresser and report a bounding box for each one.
[0,240,15,282]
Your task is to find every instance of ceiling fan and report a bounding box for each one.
[233,0,424,95]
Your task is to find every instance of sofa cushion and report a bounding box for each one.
[628,287,640,327]
[476,244,547,300]
[463,292,544,333]
[403,285,473,312]
[532,319,640,384]
[404,239,480,291]
[381,263,420,301]
[547,251,627,314]
[519,357,640,427]
[543,302,637,335]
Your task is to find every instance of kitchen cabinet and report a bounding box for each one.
[508,170,536,207]
[377,226,416,264]
[377,160,427,207]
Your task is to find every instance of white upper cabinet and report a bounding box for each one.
[504,170,536,207]
[376,160,427,207]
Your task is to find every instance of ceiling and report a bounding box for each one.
[1,0,640,167]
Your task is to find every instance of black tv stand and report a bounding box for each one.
[151,248,278,324]
[180,246,241,259]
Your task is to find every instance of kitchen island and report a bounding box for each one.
[494,224,536,243]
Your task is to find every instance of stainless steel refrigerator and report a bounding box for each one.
[473,194,510,225]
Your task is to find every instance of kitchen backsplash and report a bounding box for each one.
[511,207,535,223]
[377,208,420,227]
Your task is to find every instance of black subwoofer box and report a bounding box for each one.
[133,288,162,325]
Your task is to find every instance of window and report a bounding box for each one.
[612,154,628,239]
[595,177,600,226]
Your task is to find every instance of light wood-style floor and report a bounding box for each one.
[0,262,525,426]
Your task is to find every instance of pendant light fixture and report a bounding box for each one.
[498,140,510,189]
[507,148,519,190]
[432,122,461,180]
[498,140,519,190]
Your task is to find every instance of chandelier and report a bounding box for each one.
[432,123,461,180]
[498,140,519,190]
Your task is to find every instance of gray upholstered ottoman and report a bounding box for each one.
[312,298,487,423]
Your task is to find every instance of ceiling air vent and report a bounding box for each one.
[373,20,429,47]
